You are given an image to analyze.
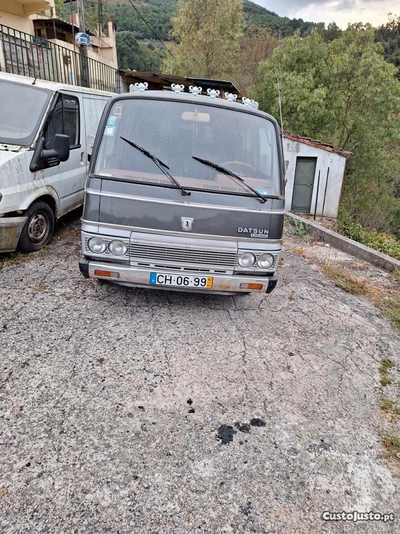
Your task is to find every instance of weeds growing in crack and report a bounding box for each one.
[380,397,400,415]
[0,252,31,269]
[382,433,400,465]
[323,263,400,332]
[379,358,395,385]
[377,297,400,331]
[323,263,368,296]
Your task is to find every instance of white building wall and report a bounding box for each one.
[284,137,347,218]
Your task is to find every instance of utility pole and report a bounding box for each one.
[77,0,85,33]
[76,0,89,87]
[98,0,102,38]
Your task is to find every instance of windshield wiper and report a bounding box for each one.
[120,136,190,196]
[193,156,282,203]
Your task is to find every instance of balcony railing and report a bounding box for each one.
[0,24,120,93]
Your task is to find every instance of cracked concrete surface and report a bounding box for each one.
[0,215,399,533]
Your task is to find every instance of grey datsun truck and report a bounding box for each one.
[79,85,285,295]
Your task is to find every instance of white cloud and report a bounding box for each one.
[252,0,398,28]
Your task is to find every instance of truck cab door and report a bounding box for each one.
[39,92,86,215]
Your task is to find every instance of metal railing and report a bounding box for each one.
[0,24,120,93]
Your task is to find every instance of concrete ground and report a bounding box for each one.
[0,213,399,533]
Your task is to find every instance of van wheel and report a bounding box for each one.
[19,201,55,252]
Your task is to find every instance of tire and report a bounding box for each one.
[19,201,55,253]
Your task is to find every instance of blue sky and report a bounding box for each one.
[252,0,398,28]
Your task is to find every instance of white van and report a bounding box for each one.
[0,72,114,253]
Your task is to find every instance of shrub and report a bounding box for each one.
[340,222,400,260]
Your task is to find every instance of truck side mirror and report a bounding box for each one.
[30,134,70,172]
[42,134,70,162]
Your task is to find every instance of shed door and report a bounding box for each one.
[292,157,317,213]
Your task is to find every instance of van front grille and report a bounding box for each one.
[128,243,237,269]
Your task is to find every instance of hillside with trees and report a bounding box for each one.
[56,0,325,74]
[56,1,400,78]
[254,28,400,247]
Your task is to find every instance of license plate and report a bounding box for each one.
[150,272,213,289]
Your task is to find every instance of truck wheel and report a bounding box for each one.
[19,201,55,252]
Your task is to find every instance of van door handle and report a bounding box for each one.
[81,152,85,164]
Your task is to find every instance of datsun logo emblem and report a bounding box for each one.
[181,217,194,231]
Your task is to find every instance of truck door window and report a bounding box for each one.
[44,94,80,150]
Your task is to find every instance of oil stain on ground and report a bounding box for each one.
[217,425,237,444]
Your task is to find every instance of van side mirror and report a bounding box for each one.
[30,134,70,172]
[42,134,70,162]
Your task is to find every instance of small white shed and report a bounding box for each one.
[283,132,352,218]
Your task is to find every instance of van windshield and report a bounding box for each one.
[94,98,282,197]
[0,81,51,146]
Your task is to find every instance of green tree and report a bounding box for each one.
[375,15,400,77]
[167,0,244,78]
[116,31,161,71]
[233,26,278,93]
[254,28,400,236]
[318,22,342,42]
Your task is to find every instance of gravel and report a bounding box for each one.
[0,214,399,533]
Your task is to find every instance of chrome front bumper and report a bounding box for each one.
[0,216,27,253]
[79,259,278,294]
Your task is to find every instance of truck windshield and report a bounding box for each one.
[0,81,51,146]
[94,98,282,197]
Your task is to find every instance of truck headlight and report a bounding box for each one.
[238,252,256,268]
[257,253,274,269]
[88,236,107,253]
[108,240,127,256]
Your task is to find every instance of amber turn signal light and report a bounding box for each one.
[240,283,264,290]
[94,269,120,278]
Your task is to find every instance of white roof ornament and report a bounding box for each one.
[189,86,202,96]
[171,83,185,93]
[225,92,237,103]
[207,88,220,99]
[130,82,148,93]
[242,97,259,110]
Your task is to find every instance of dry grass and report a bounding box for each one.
[379,358,395,374]
[382,433,400,464]
[323,263,400,331]
[379,358,395,387]
[377,296,400,331]
[381,397,400,415]
[291,248,305,257]
[0,252,31,269]
[323,263,369,296]
[31,281,45,293]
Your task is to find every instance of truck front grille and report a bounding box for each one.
[128,243,237,269]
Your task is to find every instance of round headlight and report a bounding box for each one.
[108,240,127,256]
[257,253,274,269]
[238,252,256,268]
[88,236,107,254]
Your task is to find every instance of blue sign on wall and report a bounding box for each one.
[75,33,91,46]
